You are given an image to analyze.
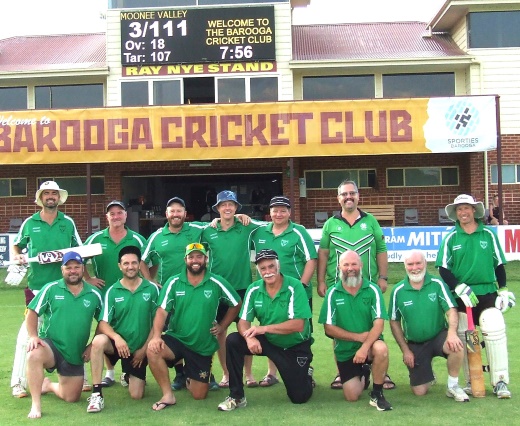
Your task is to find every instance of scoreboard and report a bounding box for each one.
[120,6,276,66]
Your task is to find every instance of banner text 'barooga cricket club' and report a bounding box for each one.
[0,96,497,165]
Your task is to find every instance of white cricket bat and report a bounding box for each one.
[0,243,102,267]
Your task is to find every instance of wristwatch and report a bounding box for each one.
[379,276,388,281]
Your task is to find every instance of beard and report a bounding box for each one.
[407,270,426,283]
[340,269,362,287]
[187,262,206,276]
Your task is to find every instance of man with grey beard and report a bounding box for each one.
[388,250,468,402]
[318,250,392,411]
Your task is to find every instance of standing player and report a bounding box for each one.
[146,243,241,410]
[389,250,468,401]
[319,250,392,411]
[87,246,159,413]
[25,252,103,419]
[251,196,317,387]
[436,194,515,398]
[83,200,147,387]
[201,190,263,388]
[10,181,82,398]
[317,180,392,390]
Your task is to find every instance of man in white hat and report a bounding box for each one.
[10,181,82,398]
[435,194,515,398]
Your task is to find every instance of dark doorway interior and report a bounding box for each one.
[184,77,215,104]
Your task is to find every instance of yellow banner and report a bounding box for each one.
[0,97,497,165]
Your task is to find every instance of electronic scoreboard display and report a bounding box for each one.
[120,6,276,66]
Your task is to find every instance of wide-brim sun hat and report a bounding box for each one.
[212,190,242,213]
[35,181,68,207]
[445,194,485,222]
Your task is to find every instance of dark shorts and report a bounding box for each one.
[105,339,148,381]
[406,330,448,386]
[216,289,246,323]
[162,334,213,383]
[456,293,497,325]
[337,358,371,384]
[44,339,84,377]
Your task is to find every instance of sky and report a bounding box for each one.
[0,0,446,40]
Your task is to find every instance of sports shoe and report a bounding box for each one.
[369,391,393,411]
[462,382,472,395]
[209,374,220,391]
[217,396,247,411]
[12,383,28,398]
[82,379,92,392]
[120,373,129,388]
[494,381,511,399]
[86,393,104,413]
[171,373,186,391]
[101,377,115,388]
[446,385,470,402]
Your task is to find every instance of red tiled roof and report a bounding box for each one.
[292,22,468,61]
[0,33,106,72]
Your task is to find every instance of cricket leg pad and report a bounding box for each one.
[480,308,509,386]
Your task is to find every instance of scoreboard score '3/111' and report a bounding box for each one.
[120,6,276,66]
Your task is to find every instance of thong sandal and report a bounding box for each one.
[246,379,259,388]
[218,379,229,388]
[330,374,342,390]
[152,401,176,411]
[383,374,396,390]
[259,374,279,387]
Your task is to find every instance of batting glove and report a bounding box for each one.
[495,287,516,314]
[455,283,479,308]
[5,264,28,286]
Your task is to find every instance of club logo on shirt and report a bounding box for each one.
[143,293,150,301]
[115,297,125,303]
[204,290,212,299]
[428,293,437,302]
[360,223,367,230]
[83,299,91,308]
[336,226,343,231]
[362,297,370,305]
[480,241,488,249]
[297,357,308,367]
[199,370,209,379]
[281,239,289,247]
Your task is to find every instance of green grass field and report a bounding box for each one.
[1,263,520,425]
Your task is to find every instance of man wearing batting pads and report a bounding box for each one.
[436,194,514,399]
[9,181,82,398]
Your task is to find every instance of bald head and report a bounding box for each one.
[339,250,363,288]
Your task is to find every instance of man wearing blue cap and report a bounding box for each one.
[201,190,264,387]
[25,252,103,419]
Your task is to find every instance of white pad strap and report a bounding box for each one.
[457,312,470,384]
[480,308,509,386]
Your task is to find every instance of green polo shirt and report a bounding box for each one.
[251,221,317,299]
[84,226,147,296]
[159,270,240,356]
[28,279,103,365]
[435,221,507,296]
[319,211,387,288]
[388,273,456,343]
[13,211,82,292]
[100,279,159,352]
[142,222,207,285]
[201,218,263,291]
[319,278,387,362]
[239,275,312,349]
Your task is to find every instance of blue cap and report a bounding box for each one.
[212,190,242,213]
[62,251,83,265]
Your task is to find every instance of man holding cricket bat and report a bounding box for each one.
[436,194,515,399]
[389,250,468,401]
[9,181,82,398]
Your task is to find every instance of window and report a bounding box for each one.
[35,84,103,109]
[217,78,246,103]
[383,73,455,98]
[305,169,376,189]
[491,164,520,184]
[37,177,105,195]
[468,11,520,48]
[302,76,375,100]
[387,167,458,187]
[153,80,182,105]
[250,77,278,102]
[121,81,149,106]
[0,87,27,110]
[0,178,26,197]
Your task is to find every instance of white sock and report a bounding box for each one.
[105,370,115,380]
[447,375,458,389]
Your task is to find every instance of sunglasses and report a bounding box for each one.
[186,243,205,251]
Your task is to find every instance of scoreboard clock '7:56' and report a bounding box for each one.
[120,6,276,66]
